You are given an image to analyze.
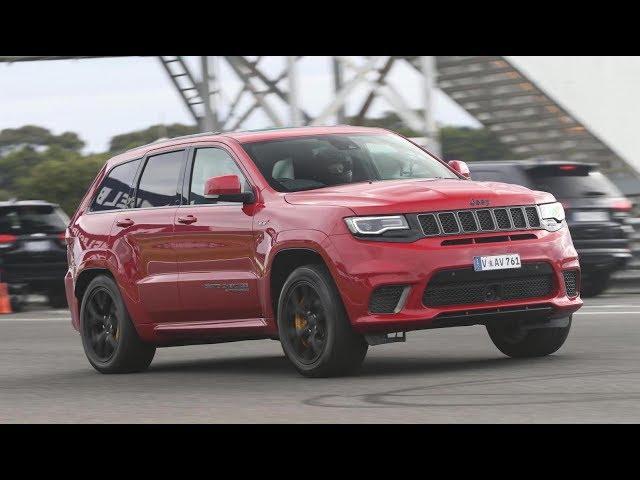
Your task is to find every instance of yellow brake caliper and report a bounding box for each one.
[294,296,308,345]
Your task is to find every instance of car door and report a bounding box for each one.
[173,144,261,323]
[110,149,187,325]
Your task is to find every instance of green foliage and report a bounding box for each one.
[440,126,518,162]
[0,125,84,153]
[14,152,107,215]
[0,146,48,191]
[109,123,198,153]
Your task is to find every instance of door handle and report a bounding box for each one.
[116,218,134,227]
[177,215,198,225]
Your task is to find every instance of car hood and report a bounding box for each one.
[284,179,555,215]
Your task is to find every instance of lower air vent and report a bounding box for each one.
[563,270,579,298]
[423,262,554,307]
[369,285,407,313]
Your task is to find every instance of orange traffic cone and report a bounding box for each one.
[0,283,12,314]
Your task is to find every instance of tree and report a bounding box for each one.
[0,146,49,191]
[0,125,84,155]
[440,126,518,162]
[109,123,198,153]
[15,150,108,214]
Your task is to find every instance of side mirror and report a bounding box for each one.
[448,160,471,179]
[204,175,254,203]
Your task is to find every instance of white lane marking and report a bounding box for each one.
[576,311,640,315]
[582,305,640,308]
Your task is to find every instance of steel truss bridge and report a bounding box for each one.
[1,55,638,185]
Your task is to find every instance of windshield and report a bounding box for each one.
[529,166,622,199]
[241,133,458,192]
[0,205,69,235]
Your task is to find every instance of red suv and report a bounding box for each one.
[65,126,582,377]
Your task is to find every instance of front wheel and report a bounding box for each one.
[277,265,368,378]
[80,275,156,373]
[487,317,572,358]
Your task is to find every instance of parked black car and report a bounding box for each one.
[0,200,69,309]
[468,161,634,297]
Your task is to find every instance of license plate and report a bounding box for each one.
[473,254,521,272]
[573,210,609,222]
[23,241,50,252]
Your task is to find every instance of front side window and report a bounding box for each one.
[241,133,457,192]
[135,151,185,208]
[189,148,250,205]
[91,158,141,212]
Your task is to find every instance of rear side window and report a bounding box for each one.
[91,158,141,212]
[135,150,185,208]
[0,205,69,234]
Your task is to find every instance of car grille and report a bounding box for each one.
[369,285,406,313]
[563,270,579,298]
[418,206,541,237]
[423,262,555,307]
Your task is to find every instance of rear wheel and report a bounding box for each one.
[487,316,572,358]
[80,275,155,373]
[277,265,368,378]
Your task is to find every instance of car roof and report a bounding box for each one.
[106,125,391,168]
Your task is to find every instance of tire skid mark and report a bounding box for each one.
[303,369,640,408]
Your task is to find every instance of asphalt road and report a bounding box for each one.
[2,294,640,423]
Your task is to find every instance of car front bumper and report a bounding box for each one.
[326,226,583,334]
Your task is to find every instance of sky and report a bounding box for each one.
[0,56,478,153]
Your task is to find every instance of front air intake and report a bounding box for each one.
[423,262,555,307]
[369,285,408,314]
[563,270,579,298]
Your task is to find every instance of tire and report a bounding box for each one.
[487,316,572,358]
[277,264,368,378]
[580,274,610,298]
[80,275,156,374]
[48,291,68,309]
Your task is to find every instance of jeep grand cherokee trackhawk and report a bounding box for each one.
[64,126,583,377]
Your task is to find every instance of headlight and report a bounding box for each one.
[345,215,410,235]
[538,202,565,231]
